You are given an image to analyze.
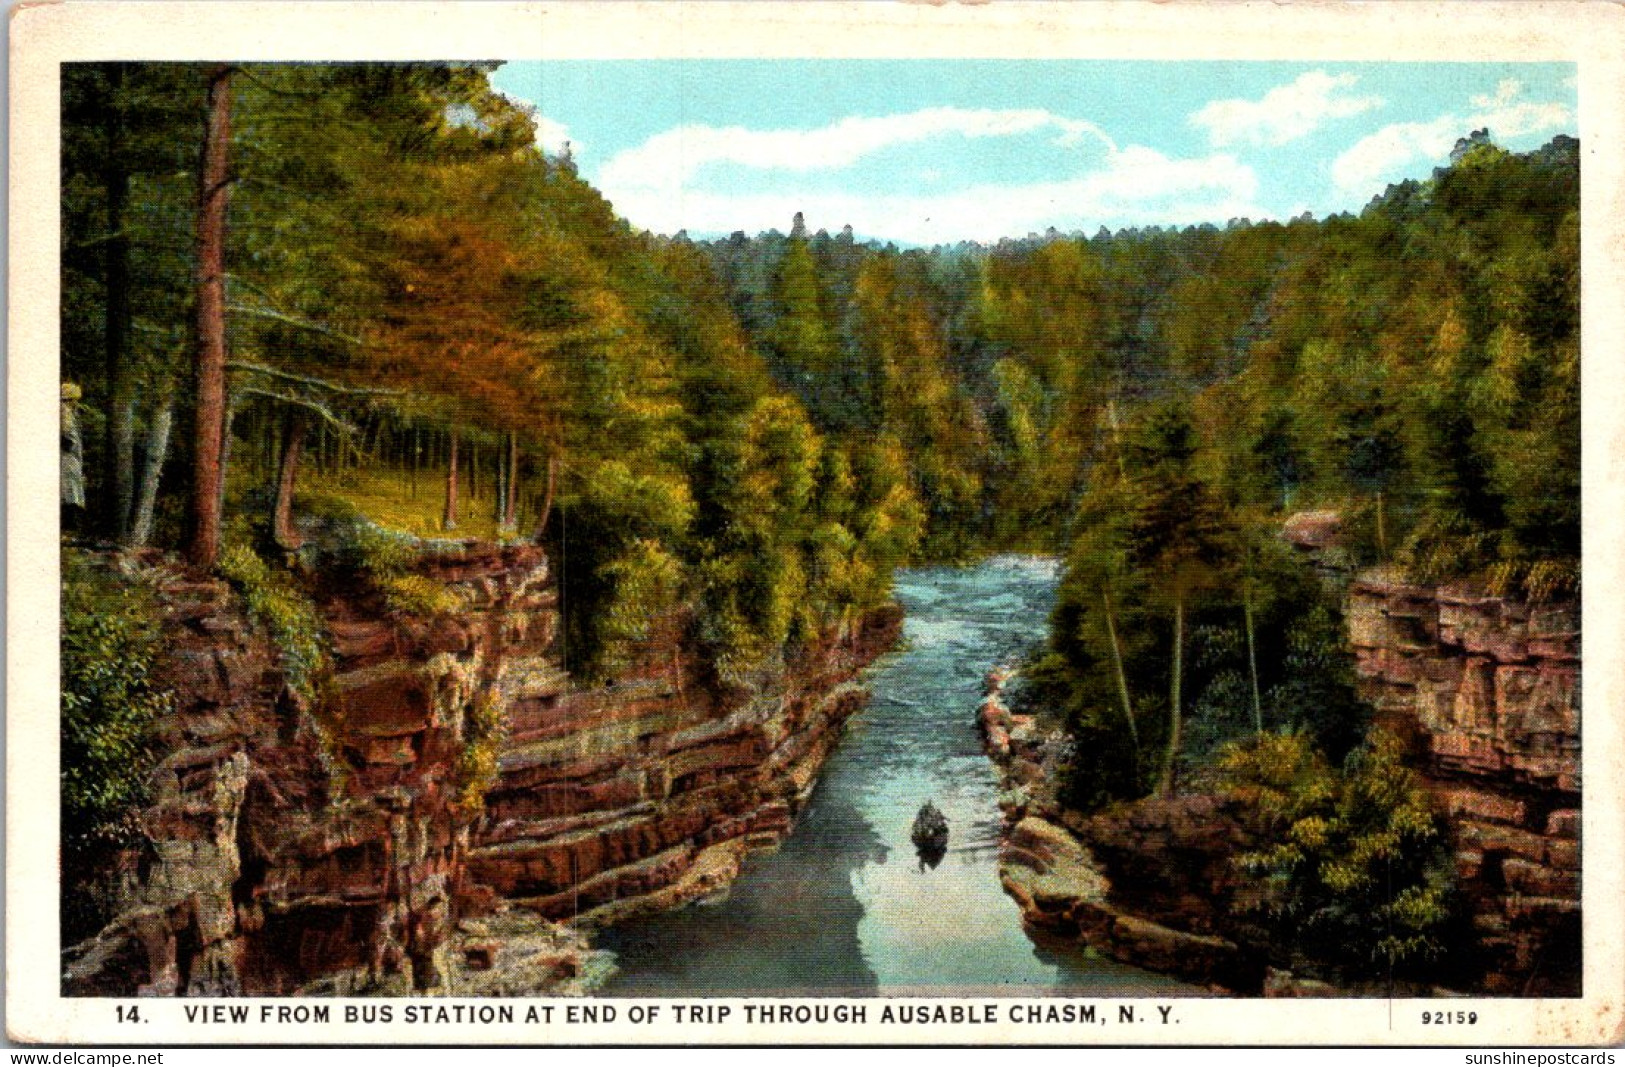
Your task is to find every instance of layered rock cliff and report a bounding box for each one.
[466,596,899,929]
[982,676,1260,994]
[985,569,1582,997]
[1348,574,1580,995]
[63,543,899,996]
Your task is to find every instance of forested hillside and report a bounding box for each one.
[696,129,1577,776]
[688,132,1578,986]
[699,132,1577,578]
[62,62,924,692]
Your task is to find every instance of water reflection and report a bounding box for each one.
[596,784,884,996]
[597,557,1193,997]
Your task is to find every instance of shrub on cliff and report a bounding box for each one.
[454,689,507,814]
[1222,730,1455,982]
[215,544,353,794]
[217,544,331,709]
[60,551,173,941]
[334,522,468,616]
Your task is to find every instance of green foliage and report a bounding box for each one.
[216,543,355,796]
[1032,135,1575,820]
[60,551,173,940]
[380,574,468,617]
[560,460,694,681]
[303,470,511,545]
[216,543,330,710]
[595,538,685,677]
[1048,431,1372,809]
[59,61,1573,792]
[337,519,421,578]
[688,394,919,684]
[453,689,507,814]
[1223,730,1454,978]
[1264,602,1370,764]
[335,521,468,616]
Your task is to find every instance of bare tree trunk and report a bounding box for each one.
[1159,596,1184,797]
[187,64,233,570]
[1243,587,1263,736]
[102,64,137,544]
[1376,489,1387,560]
[504,433,519,530]
[495,443,507,527]
[216,405,235,530]
[1106,397,1127,482]
[409,425,419,500]
[533,454,558,541]
[272,410,306,550]
[442,430,459,531]
[112,398,136,542]
[1103,589,1138,750]
[129,396,174,548]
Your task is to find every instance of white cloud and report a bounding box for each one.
[596,107,1117,193]
[1191,71,1384,148]
[1331,79,1572,197]
[593,106,1237,242]
[601,143,1264,245]
[1330,114,1461,197]
[532,115,575,157]
[493,88,579,157]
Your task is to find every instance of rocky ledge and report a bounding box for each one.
[981,566,1582,997]
[980,670,1257,994]
[63,545,901,997]
[1348,573,1580,995]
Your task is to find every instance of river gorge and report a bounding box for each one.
[63,534,1578,999]
[599,557,1190,996]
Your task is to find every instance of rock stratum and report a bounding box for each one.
[63,544,900,996]
[984,570,1581,997]
[1348,573,1580,994]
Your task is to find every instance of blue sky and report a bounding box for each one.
[489,61,1576,246]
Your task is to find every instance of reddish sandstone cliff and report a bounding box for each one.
[62,544,899,996]
[1348,573,1580,995]
[985,569,1582,997]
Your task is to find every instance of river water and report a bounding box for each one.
[597,556,1192,997]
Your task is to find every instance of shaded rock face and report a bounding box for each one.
[466,606,899,926]
[983,567,1583,997]
[64,547,899,996]
[980,674,1257,993]
[1347,575,1581,995]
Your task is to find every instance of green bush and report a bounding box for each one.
[379,573,468,617]
[454,690,507,814]
[337,520,420,579]
[334,522,467,616]
[61,551,173,941]
[1222,730,1454,980]
[217,543,330,710]
[596,538,684,677]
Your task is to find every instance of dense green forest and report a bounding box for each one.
[62,63,1578,966]
[690,131,1578,827]
[62,62,927,690]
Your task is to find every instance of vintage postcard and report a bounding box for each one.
[8,0,1625,1048]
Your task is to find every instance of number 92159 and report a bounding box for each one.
[1421,1011,1478,1025]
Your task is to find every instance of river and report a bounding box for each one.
[596,556,1193,997]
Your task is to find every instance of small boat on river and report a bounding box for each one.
[911,801,949,863]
